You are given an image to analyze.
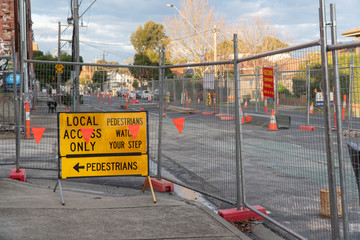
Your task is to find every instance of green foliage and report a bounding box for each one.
[278,83,293,97]
[292,52,359,100]
[130,21,169,53]
[129,21,172,81]
[92,70,107,84]
[132,80,139,89]
[259,36,289,51]
[33,51,83,85]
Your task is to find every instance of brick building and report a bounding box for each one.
[0,0,33,61]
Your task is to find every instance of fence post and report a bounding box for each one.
[274,64,278,114]
[255,67,259,112]
[157,48,164,180]
[319,1,340,239]
[11,38,20,171]
[348,55,354,130]
[330,4,349,239]
[233,34,245,209]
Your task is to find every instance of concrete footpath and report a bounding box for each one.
[0,167,253,240]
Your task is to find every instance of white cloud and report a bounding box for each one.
[31,0,360,62]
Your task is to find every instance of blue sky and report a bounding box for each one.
[31,0,360,63]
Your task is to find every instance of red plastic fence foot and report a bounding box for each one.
[218,205,267,221]
[244,115,253,123]
[220,116,235,120]
[202,112,214,116]
[299,125,316,131]
[148,178,174,192]
[214,113,228,117]
[9,168,26,182]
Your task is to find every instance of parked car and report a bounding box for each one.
[141,90,149,100]
[117,89,128,97]
[153,89,160,100]
[128,90,136,99]
[136,90,142,99]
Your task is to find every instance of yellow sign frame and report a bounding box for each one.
[58,111,148,179]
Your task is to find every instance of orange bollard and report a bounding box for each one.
[213,93,216,113]
[25,101,30,138]
[103,92,105,103]
[97,92,100,102]
[334,100,337,131]
[264,97,268,114]
[342,94,347,120]
[109,92,112,105]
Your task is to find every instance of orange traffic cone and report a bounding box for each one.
[240,107,245,124]
[309,102,314,114]
[244,99,248,108]
[269,109,278,131]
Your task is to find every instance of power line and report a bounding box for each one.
[171,29,212,42]
[80,40,127,46]
[81,41,133,58]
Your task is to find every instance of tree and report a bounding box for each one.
[33,50,83,85]
[92,70,107,84]
[130,21,169,54]
[164,0,225,77]
[129,21,172,82]
[233,16,290,74]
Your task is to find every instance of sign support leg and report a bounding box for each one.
[54,179,65,205]
[143,176,156,203]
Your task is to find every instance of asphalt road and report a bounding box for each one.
[2,94,360,240]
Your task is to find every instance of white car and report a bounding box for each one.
[142,90,149,99]
[128,90,136,99]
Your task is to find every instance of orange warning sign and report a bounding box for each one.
[172,117,185,134]
[31,127,46,144]
[128,124,140,140]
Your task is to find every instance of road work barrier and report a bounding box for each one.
[3,13,360,239]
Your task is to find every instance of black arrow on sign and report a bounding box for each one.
[73,162,85,172]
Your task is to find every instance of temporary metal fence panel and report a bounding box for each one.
[13,41,360,240]
[237,46,336,239]
[335,50,360,239]
[0,56,17,165]
[157,40,359,239]
[159,72,238,205]
[21,61,160,174]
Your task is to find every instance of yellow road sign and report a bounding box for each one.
[58,111,148,178]
[55,64,64,70]
[61,155,148,178]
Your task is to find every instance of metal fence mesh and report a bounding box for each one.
[0,41,357,239]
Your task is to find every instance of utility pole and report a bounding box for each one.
[103,51,105,91]
[213,25,217,77]
[72,0,80,111]
[57,21,61,103]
